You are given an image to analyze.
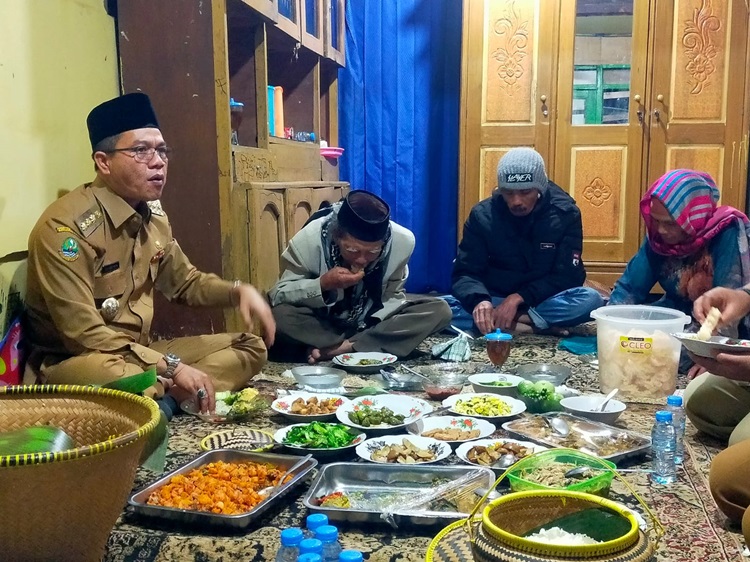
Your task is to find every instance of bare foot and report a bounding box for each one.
[534,326,571,337]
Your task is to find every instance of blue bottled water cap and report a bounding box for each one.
[339,550,364,562]
[299,538,323,555]
[667,395,683,406]
[306,513,328,530]
[485,328,512,341]
[298,555,322,562]
[229,97,244,108]
[655,410,673,422]
[280,527,303,546]
[314,524,338,542]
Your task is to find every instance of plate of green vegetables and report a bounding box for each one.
[274,421,366,458]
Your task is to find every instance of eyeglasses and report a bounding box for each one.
[107,145,173,163]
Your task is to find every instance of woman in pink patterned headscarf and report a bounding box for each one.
[610,169,750,376]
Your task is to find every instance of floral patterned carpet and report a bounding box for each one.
[104,333,747,562]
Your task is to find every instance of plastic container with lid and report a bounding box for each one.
[590,305,689,400]
[485,329,512,368]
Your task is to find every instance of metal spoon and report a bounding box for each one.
[491,453,518,469]
[597,388,619,412]
[544,415,570,437]
[398,365,431,381]
[258,454,312,497]
[564,465,652,479]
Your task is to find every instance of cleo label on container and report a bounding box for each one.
[619,336,652,354]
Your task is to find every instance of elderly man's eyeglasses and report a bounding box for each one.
[107,145,173,163]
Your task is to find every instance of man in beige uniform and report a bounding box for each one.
[24,92,275,414]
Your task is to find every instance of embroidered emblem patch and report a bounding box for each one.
[59,237,79,261]
[540,242,556,250]
[572,251,581,267]
[505,172,533,183]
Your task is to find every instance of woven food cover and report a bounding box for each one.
[0,385,161,562]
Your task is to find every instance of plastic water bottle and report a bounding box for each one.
[666,395,686,464]
[299,538,323,557]
[298,555,322,562]
[651,410,677,484]
[294,131,316,143]
[314,525,342,562]
[305,513,328,538]
[276,528,304,562]
[339,551,364,562]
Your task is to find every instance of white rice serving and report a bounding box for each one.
[525,527,600,545]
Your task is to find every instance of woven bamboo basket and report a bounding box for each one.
[0,385,161,561]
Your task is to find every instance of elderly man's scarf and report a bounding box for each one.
[641,169,749,258]
[320,208,393,330]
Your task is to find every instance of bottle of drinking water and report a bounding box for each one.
[298,555,322,562]
[651,410,677,484]
[666,395,686,464]
[275,528,304,562]
[305,513,328,538]
[299,538,324,557]
[314,525,342,562]
[339,550,364,562]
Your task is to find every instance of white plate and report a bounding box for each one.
[332,352,397,374]
[672,332,750,358]
[271,392,350,422]
[455,438,547,469]
[273,422,366,458]
[441,393,526,420]
[406,416,495,446]
[355,434,452,464]
[336,395,433,432]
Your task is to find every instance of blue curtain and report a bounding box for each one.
[338,0,462,293]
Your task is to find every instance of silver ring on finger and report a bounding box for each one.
[197,388,208,400]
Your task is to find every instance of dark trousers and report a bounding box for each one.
[271,297,452,359]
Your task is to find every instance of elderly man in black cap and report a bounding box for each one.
[269,190,451,363]
[24,92,275,415]
[451,147,604,336]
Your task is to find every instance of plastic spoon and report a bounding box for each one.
[597,388,619,412]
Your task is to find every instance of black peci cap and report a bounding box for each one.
[336,190,391,242]
[86,92,160,150]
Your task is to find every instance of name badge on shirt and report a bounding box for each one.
[540,242,556,250]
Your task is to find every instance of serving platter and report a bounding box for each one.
[671,332,750,358]
[406,416,495,446]
[273,422,366,460]
[441,393,526,420]
[270,392,349,422]
[502,413,651,463]
[454,438,546,469]
[355,434,452,464]
[302,462,494,526]
[336,395,433,434]
[333,352,397,374]
[128,449,317,529]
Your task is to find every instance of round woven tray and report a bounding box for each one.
[427,519,655,562]
[0,385,161,562]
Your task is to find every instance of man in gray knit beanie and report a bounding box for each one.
[449,147,603,335]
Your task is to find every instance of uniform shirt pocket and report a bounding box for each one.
[93,270,127,303]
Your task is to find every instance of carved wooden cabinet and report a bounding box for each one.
[459,0,750,286]
[117,0,347,336]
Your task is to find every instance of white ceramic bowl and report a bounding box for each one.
[355,434,452,464]
[560,394,627,425]
[336,395,433,433]
[455,438,547,469]
[405,416,495,447]
[468,373,526,396]
[290,365,347,390]
[442,393,526,420]
[271,392,350,422]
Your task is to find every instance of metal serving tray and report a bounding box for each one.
[128,449,317,529]
[502,413,652,463]
[302,462,494,527]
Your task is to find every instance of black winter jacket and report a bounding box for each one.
[451,182,587,312]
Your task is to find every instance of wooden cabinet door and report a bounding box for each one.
[459,0,560,226]
[553,0,650,281]
[276,0,301,40]
[248,188,287,293]
[301,0,325,56]
[285,187,315,241]
[647,0,749,211]
[324,0,345,65]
